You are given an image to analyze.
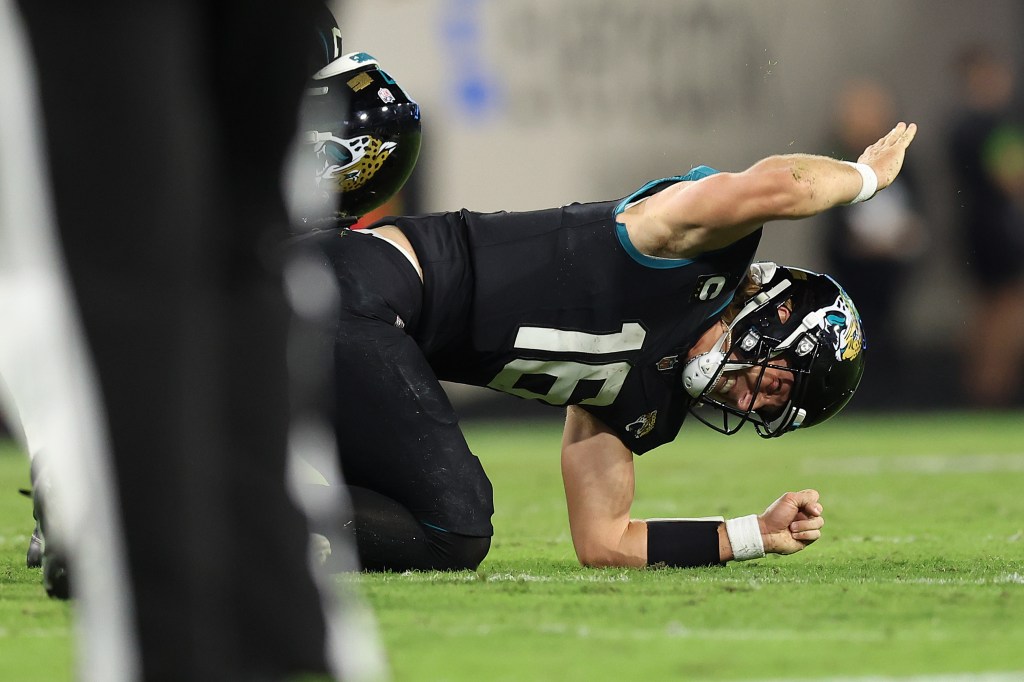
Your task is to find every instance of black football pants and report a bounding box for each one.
[312,229,494,571]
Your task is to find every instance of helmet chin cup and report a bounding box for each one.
[682,350,727,399]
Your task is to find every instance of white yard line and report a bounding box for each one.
[366,571,1024,586]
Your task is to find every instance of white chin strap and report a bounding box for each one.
[681,278,792,400]
[681,331,740,398]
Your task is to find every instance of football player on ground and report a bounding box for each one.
[305,121,917,572]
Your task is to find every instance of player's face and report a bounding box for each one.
[710,303,795,416]
[711,359,794,416]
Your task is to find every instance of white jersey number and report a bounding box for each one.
[486,323,646,406]
[697,275,727,301]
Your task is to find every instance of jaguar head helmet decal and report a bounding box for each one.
[314,133,398,193]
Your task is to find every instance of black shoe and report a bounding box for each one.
[42,551,70,600]
[26,521,43,568]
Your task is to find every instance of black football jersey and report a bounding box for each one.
[379,167,761,453]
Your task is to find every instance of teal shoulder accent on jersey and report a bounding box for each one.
[613,166,721,269]
[614,224,694,269]
[683,165,719,180]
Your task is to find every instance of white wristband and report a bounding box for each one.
[843,161,878,204]
[725,514,765,562]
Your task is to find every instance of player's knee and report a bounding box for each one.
[450,534,491,570]
[423,526,491,571]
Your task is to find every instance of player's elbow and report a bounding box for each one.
[576,547,617,568]
[573,538,636,568]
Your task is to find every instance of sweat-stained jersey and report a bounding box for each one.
[379,167,761,454]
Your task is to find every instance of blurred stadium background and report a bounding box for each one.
[337,0,1024,420]
[1,0,1022,433]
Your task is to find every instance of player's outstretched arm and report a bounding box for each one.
[621,122,918,259]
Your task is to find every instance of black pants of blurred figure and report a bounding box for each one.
[16,2,334,679]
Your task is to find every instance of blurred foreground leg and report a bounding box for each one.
[10,0,381,679]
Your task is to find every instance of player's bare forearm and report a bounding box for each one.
[743,154,866,218]
[561,407,647,567]
[738,122,917,219]
[743,122,918,221]
[752,122,917,219]
[627,122,917,258]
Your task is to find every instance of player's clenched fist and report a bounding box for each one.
[758,489,825,555]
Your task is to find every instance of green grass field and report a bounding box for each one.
[2,412,1023,681]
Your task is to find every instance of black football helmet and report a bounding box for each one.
[681,262,866,437]
[293,51,421,226]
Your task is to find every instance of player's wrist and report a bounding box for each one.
[724,514,766,561]
[842,161,878,204]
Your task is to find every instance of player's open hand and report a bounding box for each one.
[858,122,918,193]
[758,489,824,555]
